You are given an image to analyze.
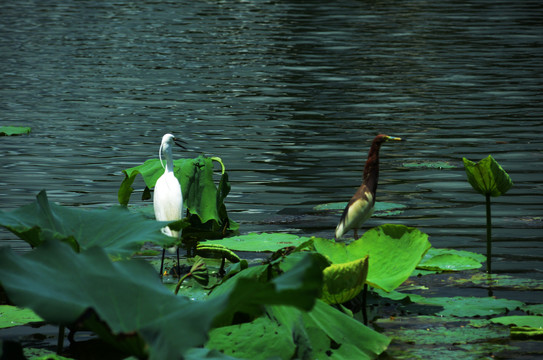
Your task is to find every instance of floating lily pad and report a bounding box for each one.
[454,273,543,291]
[418,296,523,317]
[522,304,543,315]
[0,305,43,329]
[0,126,31,136]
[201,233,311,253]
[313,201,407,217]
[376,315,513,359]
[491,316,543,339]
[417,248,485,271]
[402,161,456,169]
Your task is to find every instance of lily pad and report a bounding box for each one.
[454,273,543,291]
[417,248,485,271]
[522,304,543,315]
[418,296,523,317]
[463,155,513,197]
[0,126,31,136]
[200,233,310,253]
[313,224,431,292]
[402,161,456,169]
[491,316,543,339]
[0,190,174,259]
[0,305,43,329]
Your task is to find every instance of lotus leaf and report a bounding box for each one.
[491,315,543,329]
[0,126,31,136]
[418,296,523,317]
[201,232,310,252]
[268,302,390,359]
[0,241,325,359]
[313,224,431,292]
[0,305,43,329]
[206,316,295,360]
[418,248,485,271]
[321,256,369,305]
[462,155,513,197]
[0,190,173,259]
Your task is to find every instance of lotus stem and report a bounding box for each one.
[57,325,65,354]
[174,273,191,295]
[486,193,492,274]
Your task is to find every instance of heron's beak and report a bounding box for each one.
[386,136,403,142]
[173,138,187,150]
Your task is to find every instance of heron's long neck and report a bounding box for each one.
[363,142,382,195]
[162,145,175,173]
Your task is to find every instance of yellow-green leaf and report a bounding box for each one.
[462,155,513,197]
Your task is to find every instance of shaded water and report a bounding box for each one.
[1,0,542,279]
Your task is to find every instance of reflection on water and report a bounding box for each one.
[1,1,542,279]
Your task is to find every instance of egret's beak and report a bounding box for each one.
[173,138,187,150]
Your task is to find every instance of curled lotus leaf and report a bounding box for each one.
[321,255,369,305]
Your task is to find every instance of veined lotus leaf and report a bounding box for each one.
[321,256,369,305]
[206,316,295,360]
[268,302,389,359]
[0,241,326,359]
[419,296,523,317]
[118,155,237,236]
[0,126,31,136]
[491,315,543,328]
[201,233,311,253]
[462,155,513,197]
[0,305,43,329]
[0,190,174,259]
[418,248,485,271]
[313,224,431,292]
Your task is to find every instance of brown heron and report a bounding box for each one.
[335,134,402,239]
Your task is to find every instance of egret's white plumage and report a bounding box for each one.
[154,134,183,234]
[153,133,184,276]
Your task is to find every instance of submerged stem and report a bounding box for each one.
[486,193,492,274]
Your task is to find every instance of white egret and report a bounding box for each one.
[335,134,402,240]
[154,133,186,277]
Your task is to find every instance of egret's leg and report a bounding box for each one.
[159,248,166,279]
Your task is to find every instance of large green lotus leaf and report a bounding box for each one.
[0,126,31,136]
[206,316,295,360]
[268,302,389,360]
[201,233,311,252]
[313,225,431,292]
[0,190,173,259]
[321,256,368,305]
[463,155,513,197]
[0,241,325,359]
[417,248,485,271]
[0,305,43,329]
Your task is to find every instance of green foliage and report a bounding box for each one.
[312,224,431,292]
[0,241,327,359]
[417,248,485,271]
[0,190,174,259]
[321,256,369,305]
[491,316,543,339]
[0,126,31,136]
[118,156,237,238]
[462,155,513,197]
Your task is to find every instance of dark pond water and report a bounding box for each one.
[1,0,542,296]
